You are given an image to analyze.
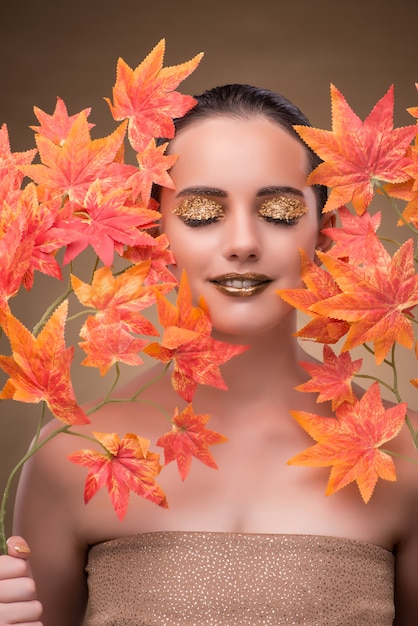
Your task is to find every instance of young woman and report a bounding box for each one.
[1,84,417,625]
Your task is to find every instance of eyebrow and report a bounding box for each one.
[257,186,305,198]
[176,187,227,198]
[175,185,305,199]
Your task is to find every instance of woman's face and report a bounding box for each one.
[160,115,328,339]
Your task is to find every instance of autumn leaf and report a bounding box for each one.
[288,382,407,502]
[13,184,75,289]
[123,233,177,286]
[69,432,167,519]
[0,213,35,311]
[71,263,173,337]
[294,85,417,214]
[20,113,128,203]
[143,271,248,401]
[323,206,384,266]
[0,302,89,425]
[105,39,203,152]
[297,345,362,410]
[312,240,418,364]
[157,404,227,480]
[57,179,152,266]
[30,97,94,145]
[277,249,349,343]
[407,83,418,119]
[0,124,37,204]
[79,309,147,375]
[127,140,177,205]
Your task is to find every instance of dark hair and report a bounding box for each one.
[163,84,327,213]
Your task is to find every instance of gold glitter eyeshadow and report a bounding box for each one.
[172,196,224,222]
[259,196,308,222]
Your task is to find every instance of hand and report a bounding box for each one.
[0,537,43,625]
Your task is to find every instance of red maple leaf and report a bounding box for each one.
[0,213,35,311]
[30,97,94,145]
[105,39,203,152]
[294,85,417,214]
[0,302,89,425]
[157,404,227,479]
[323,206,384,266]
[143,271,248,401]
[57,179,151,266]
[277,250,349,343]
[0,124,37,204]
[287,382,407,502]
[127,140,177,205]
[296,345,362,410]
[69,432,167,519]
[312,240,418,364]
[13,184,75,289]
[20,113,128,203]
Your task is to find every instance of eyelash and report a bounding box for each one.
[173,197,304,227]
[180,214,299,228]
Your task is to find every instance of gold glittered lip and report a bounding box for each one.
[210,273,272,297]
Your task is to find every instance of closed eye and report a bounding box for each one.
[172,196,224,227]
[258,195,308,225]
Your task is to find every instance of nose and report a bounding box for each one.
[222,208,262,262]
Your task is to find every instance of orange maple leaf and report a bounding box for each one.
[20,114,128,203]
[312,240,418,364]
[294,85,417,214]
[323,206,384,266]
[288,382,407,502]
[71,263,173,337]
[30,97,94,145]
[0,302,89,425]
[143,271,248,401]
[105,39,203,152]
[277,250,349,343]
[297,345,362,410]
[123,233,177,286]
[69,431,167,520]
[157,404,227,480]
[0,213,35,311]
[407,83,418,119]
[79,309,147,376]
[127,139,177,205]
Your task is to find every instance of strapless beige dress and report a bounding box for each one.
[85,532,394,625]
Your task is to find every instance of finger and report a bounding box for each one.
[0,556,31,582]
[0,599,43,623]
[6,538,31,560]
[0,575,37,602]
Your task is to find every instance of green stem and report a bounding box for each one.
[376,182,418,236]
[354,373,396,396]
[380,447,418,464]
[32,285,73,336]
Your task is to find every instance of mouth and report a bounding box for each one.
[210,273,273,297]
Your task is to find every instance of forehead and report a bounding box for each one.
[167,115,311,192]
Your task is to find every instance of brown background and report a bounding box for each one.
[0,0,417,534]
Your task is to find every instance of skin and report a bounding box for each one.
[1,115,418,625]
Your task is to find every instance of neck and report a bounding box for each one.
[196,315,309,405]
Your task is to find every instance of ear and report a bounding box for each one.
[316,210,336,255]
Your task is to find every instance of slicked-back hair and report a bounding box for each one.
[167,84,328,214]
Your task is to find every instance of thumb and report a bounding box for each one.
[6,536,31,560]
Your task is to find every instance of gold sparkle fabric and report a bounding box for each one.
[85,532,394,625]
